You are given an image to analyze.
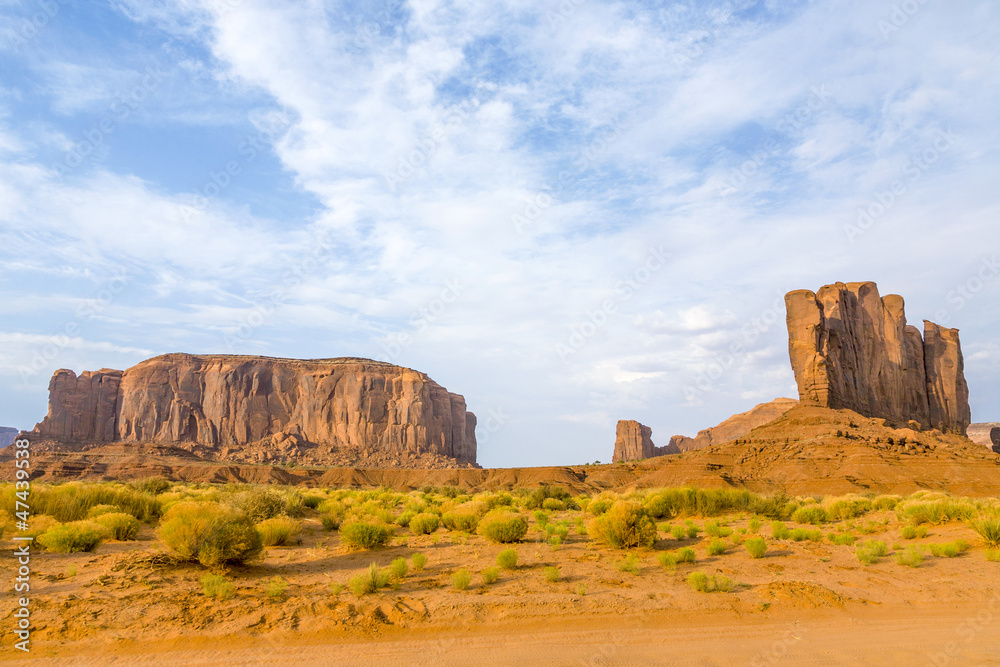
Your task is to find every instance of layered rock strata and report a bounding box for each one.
[785,282,970,435]
[612,420,680,462]
[34,354,477,464]
[668,398,799,452]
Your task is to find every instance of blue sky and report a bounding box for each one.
[1,0,997,467]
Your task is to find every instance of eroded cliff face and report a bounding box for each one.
[785,282,970,435]
[34,354,477,464]
[668,398,799,452]
[612,420,679,462]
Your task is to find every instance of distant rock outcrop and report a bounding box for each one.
[785,282,970,435]
[0,427,18,449]
[968,423,1000,453]
[668,398,799,452]
[612,420,678,462]
[34,354,477,465]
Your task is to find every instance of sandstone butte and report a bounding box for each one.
[0,427,18,449]
[667,397,799,453]
[786,281,971,435]
[32,354,477,465]
[612,420,679,462]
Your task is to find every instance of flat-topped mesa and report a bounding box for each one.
[785,282,970,435]
[612,420,678,462]
[34,354,477,464]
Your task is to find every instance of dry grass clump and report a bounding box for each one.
[339,521,393,549]
[411,553,428,570]
[93,512,140,540]
[481,566,500,585]
[408,512,440,535]
[855,539,889,565]
[255,516,302,547]
[496,548,518,569]
[1,482,161,523]
[587,500,656,549]
[157,501,262,567]
[349,563,391,596]
[928,540,969,558]
[967,513,1000,547]
[901,525,929,540]
[893,545,925,567]
[201,573,235,600]
[451,569,472,590]
[791,506,828,525]
[543,566,560,582]
[617,553,641,575]
[706,538,729,556]
[38,521,104,553]
[477,510,528,543]
[687,572,735,593]
[389,557,409,579]
[745,537,767,558]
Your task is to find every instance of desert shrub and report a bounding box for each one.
[686,523,700,539]
[901,501,972,526]
[830,532,857,546]
[93,512,140,541]
[389,557,408,579]
[533,510,550,527]
[893,546,925,568]
[657,552,678,568]
[395,511,416,528]
[230,488,284,524]
[792,506,828,525]
[477,510,528,544]
[281,491,306,518]
[745,537,767,558]
[451,569,472,590]
[542,498,566,511]
[38,521,104,553]
[706,538,728,556]
[441,510,480,532]
[704,521,733,538]
[901,525,928,540]
[644,493,675,519]
[670,525,686,540]
[301,494,324,510]
[575,583,587,596]
[340,521,393,550]
[157,501,262,568]
[264,576,288,599]
[497,549,518,570]
[256,516,302,547]
[856,540,889,565]
[481,566,500,585]
[687,572,710,592]
[587,501,656,549]
[825,498,872,521]
[483,492,514,510]
[411,553,428,571]
[676,547,696,563]
[543,566,560,582]
[349,563,391,596]
[790,528,823,542]
[617,553,641,575]
[130,477,172,496]
[771,522,790,540]
[409,513,440,535]
[929,540,969,558]
[86,504,118,518]
[15,515,59,540]
[321,513,342,531]
[986,549,1000,562]
[967,514,1000,547]
[11,483,161,523]
[525,485,574,510]
[201,573,235,600]
[748,516,762,533]
[872,495,900,511]
[587,500,612,516]
[713,575,735,592]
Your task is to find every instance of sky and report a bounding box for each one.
[0,0,997,468]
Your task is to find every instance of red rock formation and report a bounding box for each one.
[34,354,477,464]
[612,420,679,462]
[668,398,798,452]
[966,423,1000,451]
[785,282,970,435]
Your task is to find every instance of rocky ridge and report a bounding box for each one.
[33,354,477,466]
[785,281,970,435]
[612,420,679,462]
